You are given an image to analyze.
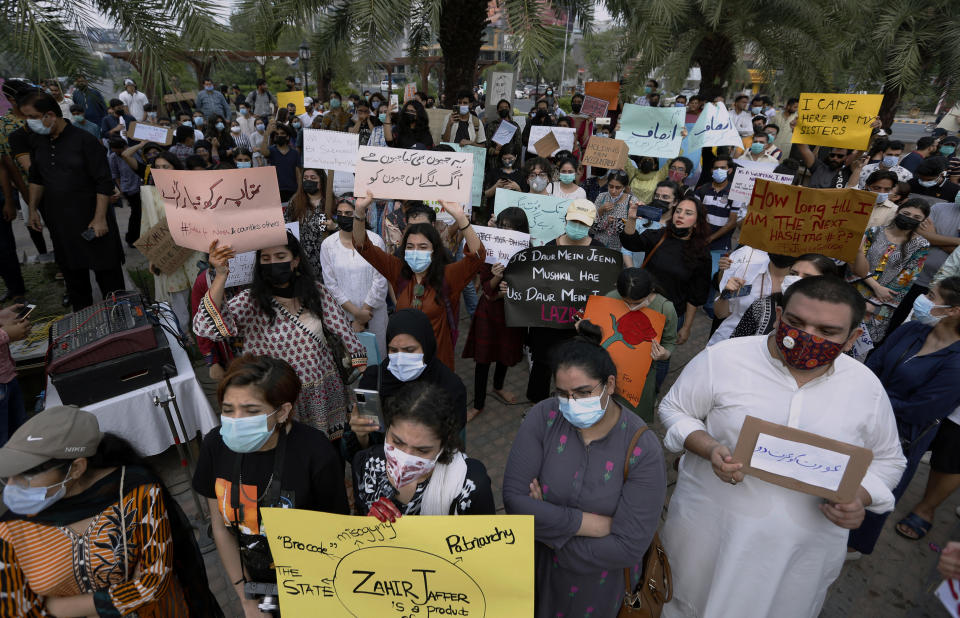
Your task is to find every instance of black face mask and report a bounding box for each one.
[649,198,669,212]
[571,103,582,114]
[593,167,608,177]
[669,222,692,238]
[336,214,354,232]
[768,253,797,269]
[893,213,921,231]
[274,135,289,146]
[639,159,655,173]
[302,180,319,194]
[497,108,510,118]
[259,261,295,288]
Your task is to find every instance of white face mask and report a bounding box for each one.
[3,463,73,515]
[384,442,440,487]
[780,275,802,294]
[387,352,427,382]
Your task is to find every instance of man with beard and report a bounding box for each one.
[797,142,855,189]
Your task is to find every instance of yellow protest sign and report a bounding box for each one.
[278,90,306,115]
[261,509,534,617]
[790,93,883,150]
[738,180,875,264]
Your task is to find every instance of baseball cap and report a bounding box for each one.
[303,97,313,106]
[566,199,597,226]
[0,406,103,478]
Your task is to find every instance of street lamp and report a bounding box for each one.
[299,40,311,96]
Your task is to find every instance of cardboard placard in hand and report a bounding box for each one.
[533,131,561,158]
[133,219,195,274]
[582,136,630,169]
[127,121,173,145]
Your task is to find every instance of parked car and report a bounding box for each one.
[515,88,526,100]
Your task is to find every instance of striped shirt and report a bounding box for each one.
[695,183,737,250]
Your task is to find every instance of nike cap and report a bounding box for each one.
[0,406,103,478]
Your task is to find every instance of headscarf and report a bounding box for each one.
[368,309,443,398]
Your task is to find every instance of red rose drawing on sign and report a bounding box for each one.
[600,312,657,349]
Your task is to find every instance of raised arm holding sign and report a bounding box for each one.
[791,93,883,150]
[686,102,744,153]
[302,128,358,172]
[616,104,685,157]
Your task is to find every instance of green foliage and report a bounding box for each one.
[582,25,628,82]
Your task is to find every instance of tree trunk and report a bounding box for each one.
[316,67,333,103]
[437,0,488,106]
[694,33,736,101]
[877,84,901,133]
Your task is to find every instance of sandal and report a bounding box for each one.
[895,512,933,540]
[491,389,518,405]
[466,408,484,422]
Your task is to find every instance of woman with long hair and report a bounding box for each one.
[193,232,367,442]
[352,193,485,369]
[523,156,555,196]
[392,100,433,149]
[285,167,332,277]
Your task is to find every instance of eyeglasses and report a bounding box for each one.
[529,173,549,179]
[827,153,846,160]
[668,166,686,173]
[411,284,425,309]
[553,382,603,401]
[1,463,68,489]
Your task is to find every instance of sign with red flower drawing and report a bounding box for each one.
[584,296,666,407]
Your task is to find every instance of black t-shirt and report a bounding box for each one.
[908,178,960,202]
[620,227,712,316]
[193,421,349,536]
[483,166,525,192]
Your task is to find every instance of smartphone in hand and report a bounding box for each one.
[16,304,36,320]
[81,228,96,241]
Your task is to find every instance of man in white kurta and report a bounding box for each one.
[658,277,906,618]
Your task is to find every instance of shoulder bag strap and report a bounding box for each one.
[622,426,649,600]
[640,230,668,269]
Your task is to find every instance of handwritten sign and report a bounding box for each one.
[474,225,530,265]
[152,167,286,253]
[503,246,622,329]
[582,136,630,170]
[526,126,575,155]
[261,508,534,618]
[732,415,873,503]
[738,180,875,263]
[487,72,514,117]
[403,83,417,103]
[277,91,305,115]
[791,93,883,150]
[533,131,560,157]
[584,81,620,108]
[583,296,666,406]
[491,120,518,146]
[493,188,570,247]
[302,129,358,173]
[225,222,299,287]
[426,107,450,145]
[440,143,485,208]
[686,102,743,153]
[133,219,195,274]
[580,95,609,119]
[729,167,795,203]
[936,579,960,618]
[128,121,172,145]
[353,145,473,203]
[616,104,685,158]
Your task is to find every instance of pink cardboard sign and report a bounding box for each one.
[152,167,287,253]
[580,95,609,119]
[353,145,474,203]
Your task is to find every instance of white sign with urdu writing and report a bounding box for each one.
[750,433,851,492]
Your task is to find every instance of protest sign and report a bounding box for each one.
[729,167,795,203]
[533,130,560,157]
[152,167,286,253]
[791,93,884,150]
[580,95,609,119]
[526,126,575,155]
[583,296,666,406]
[127,121,172,145]
[302,129,358,173]
[277,90,305,115]
[440,143,486,208]
[473,225,530,265]
[584,81,620,108]
[936,579,960,618]
[686,102,744,152]
[733,416,873,503]
[493,188,570,247]
[581,136,630,170]
[425,107,449,145]
[403,82,417,103]
[491,120,518,146]
[616,104,685,158]
[732,158,778,173]
[261,508,534,618]
[353,145,473,203]
[738,180,875,263]
[133,219,195,275]
[226,222,299,287]
[332,171,354,197]
[487,72,514,117]
[504,246,622,328]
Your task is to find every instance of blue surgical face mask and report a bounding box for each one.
[204,84,214,91]
[404,249,432,273]
[193,117,204,126]
[882,155,899,168]
[558,385,608,429]
[766,132,775,142]
[750,142,764,154]
[236,161,252,168]
[751,106,763,114]
[330,98,341,108]
[27,117,52,135]
[220,408,279,453]
[941,146,956,156]
[675,102,685,107]
[712,168,728,183]
[378,113,387,123]
[72,114,85,123]
[371,101,381,110]
[292,121,301,129]
[388,352,427,382]
[565,221,589,240]
[239,108,248,116]
[256,123,265,132]
[3,464,73,515]
[875,192,889,204]
[913,294,951,326]
[215,122,225,131]
[918,177,939,188]
[559,172,576,184]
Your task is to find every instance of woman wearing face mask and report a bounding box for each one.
[248,116,268,165]
[592,170,641,254]
[206,115,236,162]
[228,119,252,152]
[259,120,300,201]
[503,326,667,618]
[285,168,332,276]
[850,199,931,345]
[0,405,221,617]
[483,144,524,201]
[523,157,555,196]
[352,193,485,369]
[354,381,493,522]
[463,208,529,421]
[232,147,253,169]
[552,157,587,199]
[392,100,434,149]
[730,253,839,338]
[320,197,390,356]
[622,196,712,347]
[625,155,668,203]
[485,98,521,157]
[665,156,694,197]
[845,277,960,558]
[193,139,218,168]
[347,309,467,454]
[195,355,349,617]
[348,99,388,147]
[321,91,353,132]
[195,232,367,441]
